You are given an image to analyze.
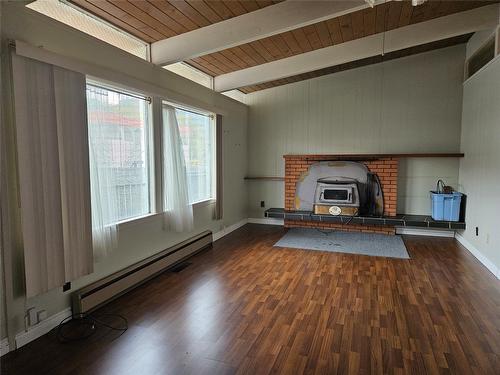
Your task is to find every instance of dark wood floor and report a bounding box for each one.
[2,224,500,374]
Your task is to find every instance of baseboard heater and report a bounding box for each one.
[72,230,213,314]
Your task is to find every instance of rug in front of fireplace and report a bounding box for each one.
[274,228,409,259]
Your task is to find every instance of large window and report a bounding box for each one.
[86,83,152,223]
[175,107,215,204]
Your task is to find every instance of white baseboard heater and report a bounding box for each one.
[72,230,213,314]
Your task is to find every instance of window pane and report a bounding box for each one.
[164,63,213,89]
[175,109,214,203]
[87,84,151,223]
[27,0,148,60]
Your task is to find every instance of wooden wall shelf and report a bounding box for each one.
[246,153,464,181]
[284,153,465,159]
[244,176,285,181]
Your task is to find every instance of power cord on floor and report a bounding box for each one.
[316,212,356,235]
[56,313,128,343]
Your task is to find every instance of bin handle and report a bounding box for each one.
[436,179,446,194]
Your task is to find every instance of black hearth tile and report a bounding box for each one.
[267,212,285,219]
[385,218,404,226]
[404,220,428,227]
[265,208,285,218]
[319,215,343,224]
[284,213,304,220]
[349,217,364,225]
[450,222,466,230]
[403,215,429,222]
[363,217,385,226]
[428,221,450,229]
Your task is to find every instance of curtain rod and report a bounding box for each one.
[87,83,152,104]
[165,103,214,119]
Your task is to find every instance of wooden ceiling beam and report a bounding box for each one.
[151,0,380,65]
[214,3,499,92]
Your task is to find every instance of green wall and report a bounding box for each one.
[243,46,465,218]
[1,3,248,342]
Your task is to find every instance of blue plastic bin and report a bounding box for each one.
[430,191,462,221]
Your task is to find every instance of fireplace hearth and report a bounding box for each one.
[284,154,398,234]
[257,153,466,235]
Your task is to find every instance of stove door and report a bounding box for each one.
[320,186,353,204]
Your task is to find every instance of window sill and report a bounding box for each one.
[192,199,216,208]
[116,200,215,230]
[117,213,160,230]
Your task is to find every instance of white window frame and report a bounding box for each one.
[28,0,150,60]
[86,79,157,226]
[163,101,216,206]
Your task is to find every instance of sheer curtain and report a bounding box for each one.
[162,104,194,232]
[87,86,119,259]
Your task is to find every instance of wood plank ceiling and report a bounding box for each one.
[69,1,495,92]
[239,34,473,93]
[69,0,282,42]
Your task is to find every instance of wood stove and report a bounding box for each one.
[313,177,360,216]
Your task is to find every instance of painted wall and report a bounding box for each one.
[244,46,465,218]
[458,55,500,275]
[1,3,248,343]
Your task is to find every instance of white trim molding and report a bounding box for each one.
[0,338,10,357]
[247,218,285,226]
[396,227,455,237]
[15,308,72,349]
[213,219,248,241]
[455,234,500,280]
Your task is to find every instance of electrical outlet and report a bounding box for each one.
[476,227,479,236]
[37,310,47,322]
[260,201,265,208]
[63,282,71,292]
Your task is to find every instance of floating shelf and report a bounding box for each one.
[265,208,466,230]
[244,176,285,181]
[284,153,465,159]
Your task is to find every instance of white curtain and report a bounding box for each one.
[86,88,119,259]
[162,105,194,232]
[11,54,93,297]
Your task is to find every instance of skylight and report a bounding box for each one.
[163,62,214,89]
[222,90,247,104]
[27,0,148,60]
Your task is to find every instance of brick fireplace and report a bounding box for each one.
[284,155,399,235]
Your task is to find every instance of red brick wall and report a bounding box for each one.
[286,220,396,235]
[284,155,399,235]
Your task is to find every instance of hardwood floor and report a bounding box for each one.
[2,224,500,374]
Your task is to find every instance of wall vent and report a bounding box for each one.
[466,36,496,79]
